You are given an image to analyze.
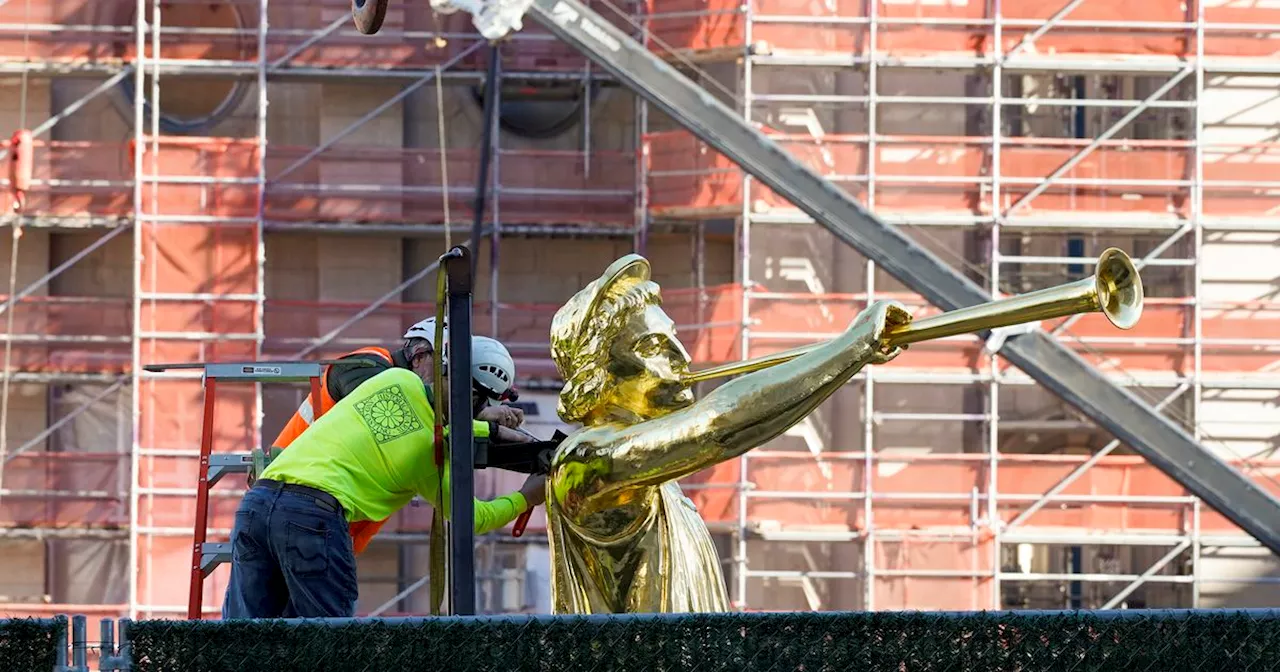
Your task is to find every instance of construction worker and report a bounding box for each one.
[221,347,545,619]
[273,318,523,453]
[263,318,525,555]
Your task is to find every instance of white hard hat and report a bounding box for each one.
[404,317,446,343]
[471,336,516,403]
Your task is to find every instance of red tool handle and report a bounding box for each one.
[512,509,532,537]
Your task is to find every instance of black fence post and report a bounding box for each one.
[442,245,476,616]
[70,615,87,672]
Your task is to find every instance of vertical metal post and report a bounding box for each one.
[254,0,270,455]
[988,0,1004,611]
[71,615,87,672]
[632,1,650,256]
[119,619,133,670]
[987,357,1001,608]
[734,0,755,609]
[1191,0,1205,441]
[1189,4,1206,603]
[693,221,705,330]
[54,619,68,671]
[862,0,879,611]
[489,59,503,339]
[128,0,147,619]
[582,59,592,176]
[635,98,649,255]
[442,246,476,615]
[396,544,411,614]
[144,0,162,619]
[1191,498,1201,607]
[472,46,501,279]
[862,256,876,610]
[1068,546,1082,608]
[100,618,116,671]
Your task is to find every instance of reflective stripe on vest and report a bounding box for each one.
[296,396,315,425]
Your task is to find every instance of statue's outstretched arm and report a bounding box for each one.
[552,300,909,519]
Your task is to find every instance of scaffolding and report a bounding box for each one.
[0,0,638,623]
[0,0,1278,625]
[639,0,1280,611]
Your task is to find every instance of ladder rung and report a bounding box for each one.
[207,453,254,486]
[200,542,231,577]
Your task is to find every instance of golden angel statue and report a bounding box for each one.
[543,254,911,614]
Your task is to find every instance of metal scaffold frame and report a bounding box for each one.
[0,0,632,621]
[630,0,1280,611]
[124,0,271,618]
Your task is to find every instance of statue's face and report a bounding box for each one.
[609,303,695,416]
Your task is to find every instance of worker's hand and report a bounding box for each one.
[478,404,524,428]
[493,424,534,444]
[520,473,547,508]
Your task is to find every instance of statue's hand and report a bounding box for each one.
[847,300,913,365]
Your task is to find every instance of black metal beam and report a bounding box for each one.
[526,0,1280,554]
[472,45,502,279]
[443,245,477,615]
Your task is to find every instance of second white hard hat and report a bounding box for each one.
[405,317,516,399]
[471,336,516,401]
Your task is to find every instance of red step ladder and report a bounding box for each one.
[143,360,345,620]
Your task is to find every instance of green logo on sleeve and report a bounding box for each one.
[355,384,425,445]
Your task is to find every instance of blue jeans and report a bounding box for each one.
[221,483,359,619]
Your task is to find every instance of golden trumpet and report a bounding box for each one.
[682,247,1144,384]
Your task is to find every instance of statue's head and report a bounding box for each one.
[551,254,695,424]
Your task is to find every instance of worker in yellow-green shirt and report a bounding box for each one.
[222,366,546,618]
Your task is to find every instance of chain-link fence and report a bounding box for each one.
[117,609,1280,672]
[0,615,65,670]
[13,610,1280,671]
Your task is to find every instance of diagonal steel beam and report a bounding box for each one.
[268,15,349,71]
[0,68,135,164]
[4,378,128,464]
[1003,0,1086,59]
[269,41,483,185]
[290,236,473,359]
[369,572,431,616]
[1003,384,1189,531]
[0,225,131,317]
[1100,539,1190,610]
[1005,67,1193,216]
[527,0,1280,554]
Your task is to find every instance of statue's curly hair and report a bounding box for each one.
[551,271,662,423]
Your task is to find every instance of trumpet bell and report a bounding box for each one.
[1095,247,1144,330]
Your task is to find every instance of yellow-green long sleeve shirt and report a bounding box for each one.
[260,367,528,533]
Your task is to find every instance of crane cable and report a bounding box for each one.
[435,65,451,249]
[0,0,34,516]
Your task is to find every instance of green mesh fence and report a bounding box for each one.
[0,615,66,670]
[127,609,1280,672]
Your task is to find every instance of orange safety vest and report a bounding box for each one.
[272,346,395,555]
